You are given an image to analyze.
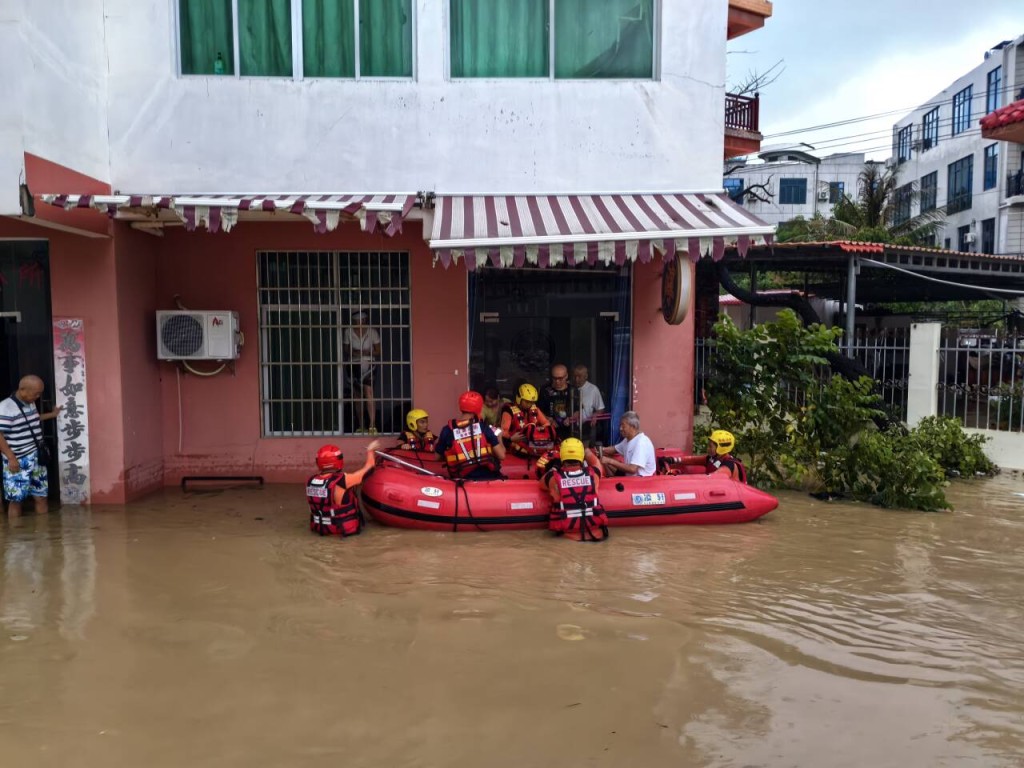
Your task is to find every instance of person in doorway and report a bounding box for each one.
[398,409,436,452]
[570,364,606,441]
[599,411,656,477]
[667,430,747,481]
[501,383,550,456]
[307,439,382,536]
[480,386,508,428]
[435,391,506,480]
[539,363,579,440]
[343,310,381,435]
[0,375,61,520]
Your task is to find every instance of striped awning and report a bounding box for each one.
[428,192,775,269]
[39,193,417,235]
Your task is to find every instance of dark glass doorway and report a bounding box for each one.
[469,267,630,442]
[0,240,59,504]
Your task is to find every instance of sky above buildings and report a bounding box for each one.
[728,0,1024,160]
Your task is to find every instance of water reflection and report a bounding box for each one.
[0,478,1022,766]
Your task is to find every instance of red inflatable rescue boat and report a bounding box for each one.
[360,462,778,531]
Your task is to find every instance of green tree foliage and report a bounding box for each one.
[703,312,996,511]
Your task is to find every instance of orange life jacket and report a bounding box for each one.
[306,471,362,537]
[501,402,543,438]
[708,454,747,482]
[443,418,499,479]
[549,465,608,542]
[400,429,436,452]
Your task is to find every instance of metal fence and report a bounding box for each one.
[937,328,1024,432]
[694,328,911,423]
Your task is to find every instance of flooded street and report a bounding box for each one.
[2,477,1023,768]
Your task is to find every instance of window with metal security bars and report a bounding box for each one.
[257,251,411,437]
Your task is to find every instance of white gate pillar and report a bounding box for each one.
[907,322,941,427]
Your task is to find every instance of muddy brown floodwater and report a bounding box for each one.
[1,475,1023,767]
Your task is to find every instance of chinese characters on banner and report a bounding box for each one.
[52,319,90,504]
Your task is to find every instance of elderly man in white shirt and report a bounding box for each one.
[600,411,656,477]
[572,365,605,421]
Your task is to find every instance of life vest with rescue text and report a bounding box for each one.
[549,465,608,541]
[306,471,362,536]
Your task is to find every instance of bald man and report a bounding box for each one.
[539,363,579,440]
[1,375,61,518]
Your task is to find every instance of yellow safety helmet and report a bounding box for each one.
[559,437,585,463]
[517,383,539,406]
[406,408,429,432]
[709,429,735,455]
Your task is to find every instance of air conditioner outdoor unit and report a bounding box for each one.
[911,139,922,151]
[156,310,240,361]
[817,191,829,201]
[964,232,978,245]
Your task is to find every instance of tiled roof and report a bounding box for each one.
[980,99,1024,131]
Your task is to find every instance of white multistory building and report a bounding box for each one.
[890,34,1024,255]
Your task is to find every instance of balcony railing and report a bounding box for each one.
[1009,170,1024,198]
[725,92,760,133]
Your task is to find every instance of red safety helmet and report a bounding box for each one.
[458,390,484,418]
[316,444,344,471]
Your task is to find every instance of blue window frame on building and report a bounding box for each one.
[984,144,999,190]
[987,67,1002,114]
[952,86,972,136]
[980,218,995,254]
[828,181,844,204]
[947,155,973,213]
[723,178,744,204]
[922,107,939,150]
[896,125,912,164]
[893,183,912,226]
[920,171,937,212]
[778,178,807,205]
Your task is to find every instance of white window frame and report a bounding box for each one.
[175,0,416,81]
[446,0,661,82]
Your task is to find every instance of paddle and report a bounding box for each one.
[374,450,445,478]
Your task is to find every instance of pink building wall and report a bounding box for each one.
[632,259,696,452]
[153,220,466,486]
[9,156,699,502]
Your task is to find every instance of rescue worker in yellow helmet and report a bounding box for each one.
[500,382,550,456]
[663,429,746,481]
[542,438,608,542]
[398,408,436,452]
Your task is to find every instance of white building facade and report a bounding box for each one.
[2,0,734,208]
[722,148,869,226]
[890,34,1024,255]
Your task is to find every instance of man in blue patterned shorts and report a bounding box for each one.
[1,375,61,519]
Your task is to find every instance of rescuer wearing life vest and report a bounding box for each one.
[501,383,551,456]
[534,441,605,480]
[398,408,436,452]
[306,439,382,536]
[434,391,506,480]
[665,429,747,482]
[542,438,608,542]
